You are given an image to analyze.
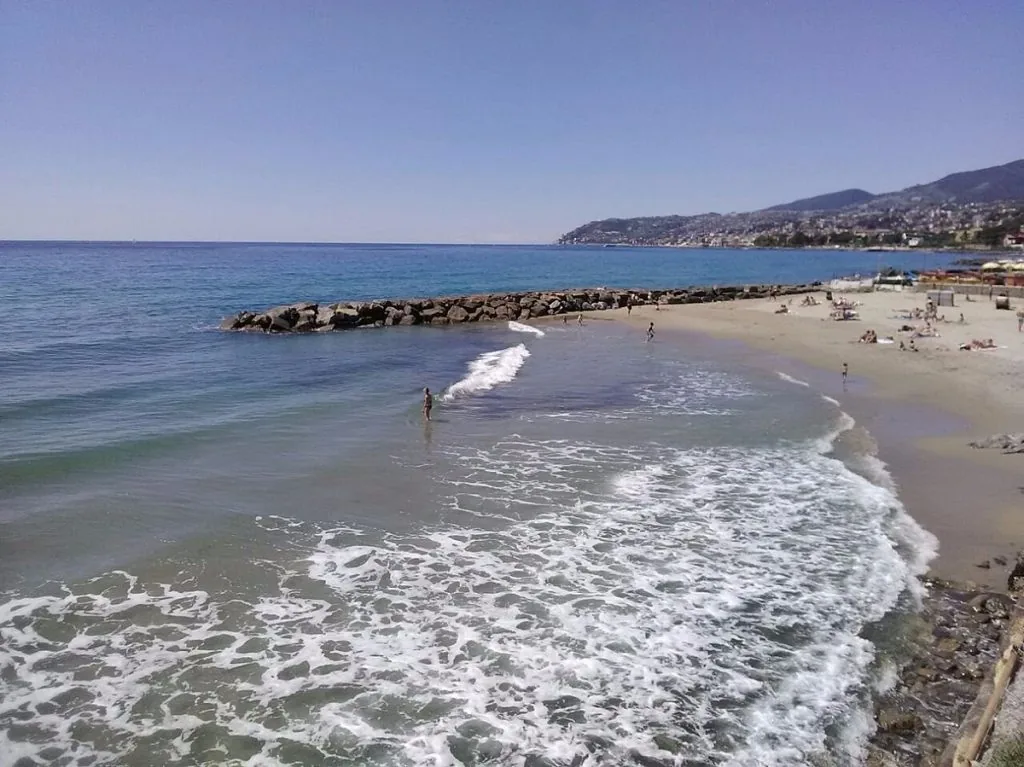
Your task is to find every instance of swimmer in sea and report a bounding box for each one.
[422,387,433,421]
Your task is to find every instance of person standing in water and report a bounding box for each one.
[577,312,584,326]
[841,363,848,385]
[646,322,655,342]
[422,387,433,421]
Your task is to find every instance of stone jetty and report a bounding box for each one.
[220,283,820,333]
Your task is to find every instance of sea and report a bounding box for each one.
[0,242,956,767]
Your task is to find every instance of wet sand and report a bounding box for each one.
[613,288,1024,589]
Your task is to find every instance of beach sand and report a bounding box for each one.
[613,288,1024,589]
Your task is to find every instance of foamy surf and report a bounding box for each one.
[442,343,530,401]
[507,320,545,337]
[776,370,810,386]
[0,433,935,766]
[0,341,940,767]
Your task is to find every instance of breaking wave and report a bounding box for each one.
[0,419,936,766]
[442,343,530,401]
[507,320,545,337]
[776,371,810,387]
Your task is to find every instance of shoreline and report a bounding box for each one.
[603,291,1023,764]
[611,290,1024,588]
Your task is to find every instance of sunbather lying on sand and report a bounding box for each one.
[832,309,859,321]
[959,338,997,351]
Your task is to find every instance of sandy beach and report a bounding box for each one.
[615,287,1024,588]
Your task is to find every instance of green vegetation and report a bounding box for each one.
[974,213,1024,248]
[989,733,1024,767]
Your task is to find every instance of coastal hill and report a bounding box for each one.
[764,188,876,212]
[558,158,1024,248]
[875,158,1024,206]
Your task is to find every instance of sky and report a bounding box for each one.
[1,1,1021,243]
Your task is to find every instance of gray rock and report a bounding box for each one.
[447,305,470,323]
[316,306,337,326]
[877,706,921,733]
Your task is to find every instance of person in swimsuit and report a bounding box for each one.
[422,387,433,421]
[646,322,655,342]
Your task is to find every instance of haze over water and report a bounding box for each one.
[0,243,952,766]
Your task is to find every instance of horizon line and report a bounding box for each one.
[0,238,556,247]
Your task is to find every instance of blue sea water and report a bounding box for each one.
[0,242,949,766]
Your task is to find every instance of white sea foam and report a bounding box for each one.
[634,366,759,416]
[776,371,810,386]
[821,394,841,406]
[441,343,530,401]
[0,426,934,765]
[507,320,545,337]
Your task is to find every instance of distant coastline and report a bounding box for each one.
[557,159,1024,252]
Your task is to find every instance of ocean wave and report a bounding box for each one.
[441,343,530,401]
[507,320,545,337]
[0,424,934,766]
[634,367,759,416]
[776,371,811,387]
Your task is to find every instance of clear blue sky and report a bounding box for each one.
[1,0,1021,243]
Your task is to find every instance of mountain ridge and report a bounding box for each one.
[763,188,877,212]
[559,158,1024,245]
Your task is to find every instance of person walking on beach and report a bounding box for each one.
[841,362,848,384]
[422,387,433,421]
[1018,311,1023,332]
[577,313,584,326]
[646,322,655,342]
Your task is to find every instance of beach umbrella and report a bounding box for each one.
[980,261,1002,270]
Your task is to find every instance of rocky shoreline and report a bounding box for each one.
[868,567,1023,766]
[968,434,1024,455]
[219,283,819,333]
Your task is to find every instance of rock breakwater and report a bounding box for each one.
[220,283,819,333]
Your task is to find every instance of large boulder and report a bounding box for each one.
[447,305,470,323]
[316,306,337,326]
[268,314,294,332]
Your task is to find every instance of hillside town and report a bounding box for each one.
[559,199,1024,251]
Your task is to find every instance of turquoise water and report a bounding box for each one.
[0,242,946,766]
